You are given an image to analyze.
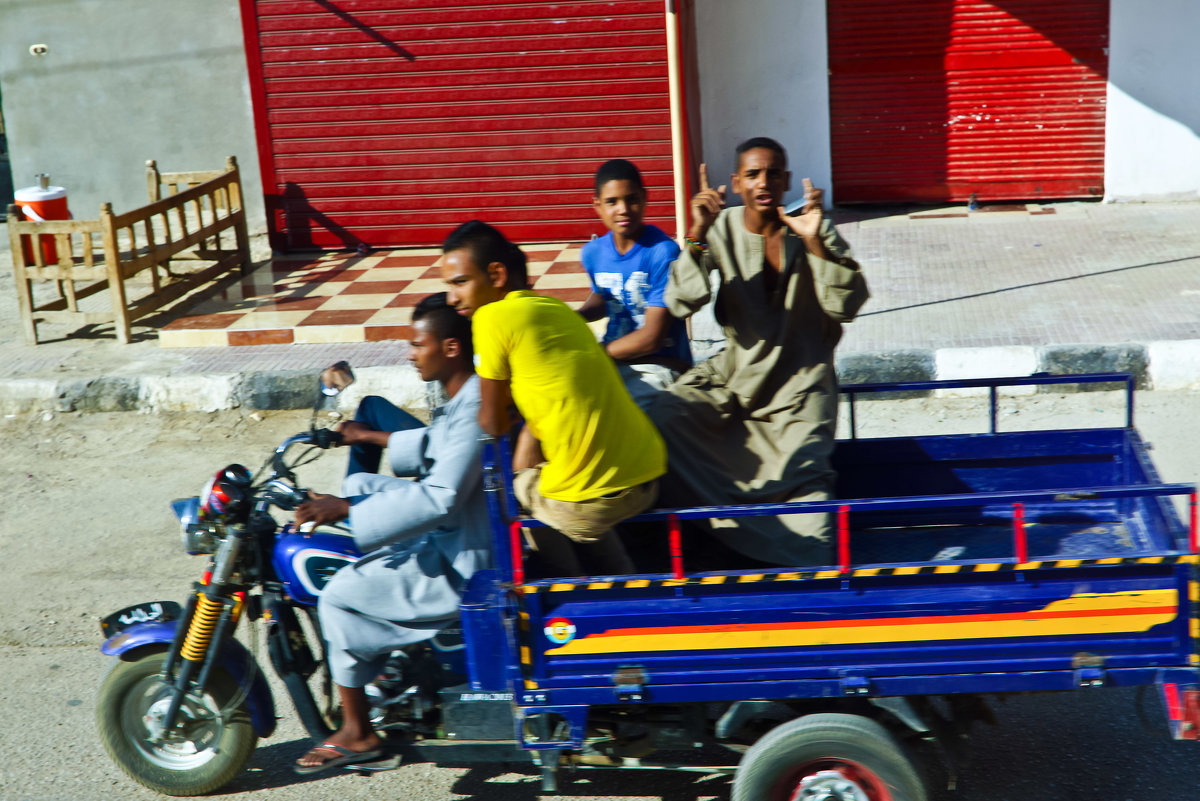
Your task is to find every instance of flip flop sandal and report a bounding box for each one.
[294,742,386,775]
[346,754,403,772]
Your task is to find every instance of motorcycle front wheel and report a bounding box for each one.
[96,649,258,796]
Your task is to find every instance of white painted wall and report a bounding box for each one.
[0,0,266,227]
[1105,0,1200,201]
[691,0,832,206]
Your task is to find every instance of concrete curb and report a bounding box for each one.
[2,340,1198,415]
[838,340,1200,394]
[0,362,432,415]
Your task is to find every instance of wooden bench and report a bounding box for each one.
[6,155,250,344]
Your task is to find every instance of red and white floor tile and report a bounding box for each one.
[159,243,590,348]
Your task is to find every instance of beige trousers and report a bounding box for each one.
[513,464,658,543]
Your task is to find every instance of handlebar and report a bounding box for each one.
[262,428,344,507]
[261,478,309,511]
[272,428,343,471]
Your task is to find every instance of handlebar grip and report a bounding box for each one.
[311,428,344,449]
[264,482,311,511]
[278,488,310,511]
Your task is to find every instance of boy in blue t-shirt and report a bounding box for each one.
[579,159,692,407]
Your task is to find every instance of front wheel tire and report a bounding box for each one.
[732,712,928,801]
[96,650,258,796]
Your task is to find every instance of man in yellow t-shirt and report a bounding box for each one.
[440,219,665,576]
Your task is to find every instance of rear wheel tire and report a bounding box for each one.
[96,650,257,796]
[732,712,927,801]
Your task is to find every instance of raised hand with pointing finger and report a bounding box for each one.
[688,163,726,242]
[644,135,868,568]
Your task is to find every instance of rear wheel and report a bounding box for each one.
[732,713,927,801]
[96,650,257,796]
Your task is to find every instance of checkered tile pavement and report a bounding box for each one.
[159,243,591,348]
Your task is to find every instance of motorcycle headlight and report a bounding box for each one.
[182,524,220,556]
[172,497,218,555]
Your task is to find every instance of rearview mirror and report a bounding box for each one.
[319,361,355,397]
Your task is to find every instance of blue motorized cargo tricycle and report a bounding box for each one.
[96,373,1200,799]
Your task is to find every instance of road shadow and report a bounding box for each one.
[214,738,361,793]
[444,763,733,800]
[210,737,733,799]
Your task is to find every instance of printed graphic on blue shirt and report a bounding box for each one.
[581,225,692,366]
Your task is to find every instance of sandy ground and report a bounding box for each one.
[1,390,1199,800]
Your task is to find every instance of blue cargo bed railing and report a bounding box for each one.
[480,374,1194,586]
[508,483,1198,586]
[842,372,1136,438]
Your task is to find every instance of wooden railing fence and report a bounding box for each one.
[7,155,250,344]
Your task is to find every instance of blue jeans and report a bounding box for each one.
[345,395,423,478]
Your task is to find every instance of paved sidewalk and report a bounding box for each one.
[830,201,1200,388]
[2,200,1198,413]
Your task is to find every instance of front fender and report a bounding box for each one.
[101,620,277,738]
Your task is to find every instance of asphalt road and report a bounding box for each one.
[2,389,1199,801]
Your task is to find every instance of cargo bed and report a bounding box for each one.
[467,375,1197,707]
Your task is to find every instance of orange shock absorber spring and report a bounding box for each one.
[180,592,225,663]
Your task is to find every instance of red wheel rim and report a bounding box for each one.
[785,759,893,801]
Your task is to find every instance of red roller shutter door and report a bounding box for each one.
[240,1,675,250]
[828,0,1109,204]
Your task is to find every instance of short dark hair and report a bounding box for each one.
[593,158,645,195]
[735,136,788,169]
[412,292,473,364]
[441,219,528,287]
